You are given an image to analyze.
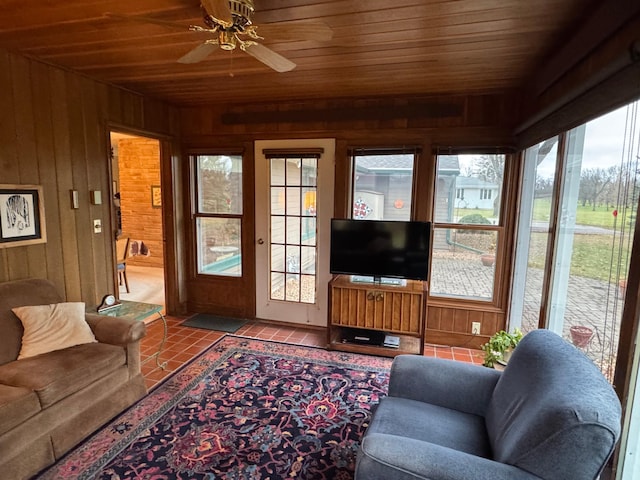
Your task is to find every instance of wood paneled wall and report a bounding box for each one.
[0,50,178,306]
[427,306,505,350]
[179,92,519,343]
[180,93,520,144]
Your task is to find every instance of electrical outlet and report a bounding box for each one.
[471,322,481,335]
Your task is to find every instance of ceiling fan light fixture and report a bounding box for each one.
[218,30,238,50]
[229,0,254,29]
[204,0,254,30]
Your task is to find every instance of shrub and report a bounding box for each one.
[459,213,491,225]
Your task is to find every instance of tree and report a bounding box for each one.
[535,175,554,198]
[470,154,505,216]
[579,167,616,210]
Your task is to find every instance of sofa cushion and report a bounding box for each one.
[0,384,41,436]
[485,329,621,479]
[12,302,97,359]
[0,343,126,409]
[367,396,492,458]
[0,278,63,365]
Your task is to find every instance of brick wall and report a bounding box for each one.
[118,138,164,268]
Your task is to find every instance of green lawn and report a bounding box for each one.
[532,198,633,229]
[453,199,633,283]
[456,200,632,230]
[528,232,631,283]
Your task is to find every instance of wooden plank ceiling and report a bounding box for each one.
[0,0,593,107]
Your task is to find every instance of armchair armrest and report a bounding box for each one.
[389,355,501,417]
[357,434,542,480]
[85,313,146,346]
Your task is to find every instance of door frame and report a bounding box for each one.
[107,125,175,310]
[254,138,335,327]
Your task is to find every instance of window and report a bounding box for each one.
[350,149,417,221]
[510,137,559,333]
[193,154,243,276]
[481,189,492,200]
[430,154,506,301]
[511,102,639,383]
[267,153,318,303]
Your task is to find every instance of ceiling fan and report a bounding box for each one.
[107,0,333,72]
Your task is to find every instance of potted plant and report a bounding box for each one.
[480,240,497,267]
[481,328,523,368]
[619,278,627,298]
[480,252,496,266]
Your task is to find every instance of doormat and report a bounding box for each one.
[181,313,248,333]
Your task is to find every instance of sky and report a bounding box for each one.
[542,102,639,179]
[456,101,640,180]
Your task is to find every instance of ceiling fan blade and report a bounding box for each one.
[244,43,296,72]
[201,0,233,27]
[178,42,218,64]
[256,21,333,42]
[104,12,188,31]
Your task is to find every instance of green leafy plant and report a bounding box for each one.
[481,328,523,367]
[459,213,491,225]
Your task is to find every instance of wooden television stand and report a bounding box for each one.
[327,275,426,357]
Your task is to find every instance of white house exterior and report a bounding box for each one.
[453,176,499,210]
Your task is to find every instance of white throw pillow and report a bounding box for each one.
[12,302,97,359]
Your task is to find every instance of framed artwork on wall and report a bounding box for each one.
[0,184,47,248]
[151,185,161,208]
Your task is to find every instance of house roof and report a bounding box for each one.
[355,155,414,173]
[438,155,461,175]
[456,176,499,189]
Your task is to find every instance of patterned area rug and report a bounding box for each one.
[36,336,391,480]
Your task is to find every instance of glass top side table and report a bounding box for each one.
[87,300,167,370]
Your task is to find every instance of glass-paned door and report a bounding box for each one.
[269,156,318,303]
[255,139,335,327]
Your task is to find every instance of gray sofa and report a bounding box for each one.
[0,278,148,479]
[356,329,621,480]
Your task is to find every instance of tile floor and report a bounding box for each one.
[140,315,485,390]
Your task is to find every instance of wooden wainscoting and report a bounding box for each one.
[426,305,505,350]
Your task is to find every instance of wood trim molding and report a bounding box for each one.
[221,100,464,125]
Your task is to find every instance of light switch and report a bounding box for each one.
[91,190,102,205]
[70,190,79,209]
[93,219,102,234]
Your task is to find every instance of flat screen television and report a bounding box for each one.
[330,219,431,282]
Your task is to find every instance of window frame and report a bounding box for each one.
[348,147,421,222]
[190,152,245,278]
[429,151,517,307]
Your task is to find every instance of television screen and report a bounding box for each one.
[330,219,431,281]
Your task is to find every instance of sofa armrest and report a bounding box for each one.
[357,434,542,480]
[388,355,501,417]
[85,313,146,346]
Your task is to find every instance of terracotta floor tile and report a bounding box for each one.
[169,352,196,363]
[435,352,454,360]
[140,318,484,389]
[453,353,473,363]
